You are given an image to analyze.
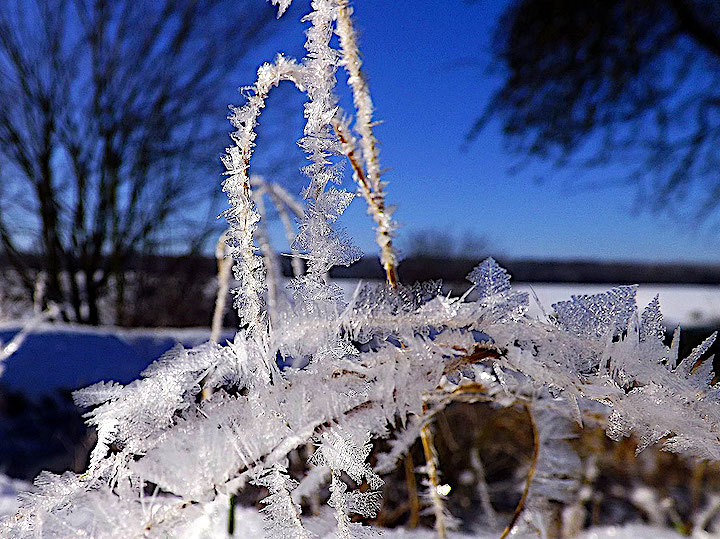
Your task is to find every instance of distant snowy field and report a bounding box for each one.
[0,325,232,398]
[2,280,719,398]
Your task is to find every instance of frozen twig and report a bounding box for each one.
[210,232,233,344]
[335,0,382,192]
[334,119,398,288]
[334,1,398,287]
[0,303,58,378]
[420,419,447,539]
[500,403,540,539]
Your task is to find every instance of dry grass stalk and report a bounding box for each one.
[253,178,305,278]
[420,418,448,539]
[334,120,398,288]
[335,1,382,191]
[211,231,233,344]
[333,2,398,288]
[404,453,421,528]
[500,403,540,539]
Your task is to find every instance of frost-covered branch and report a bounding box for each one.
[334,119,398,287]
[222,54,304,332]
[211,232,233,344]
[334,1,398,286]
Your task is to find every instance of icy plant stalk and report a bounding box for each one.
[334,1,398,286]
[211,232,232,344]
[252,176,306,278]
[252,180,282,319]
[334,119,398,287]
[290,0,362,313]
[420,421,449,539]
[222,54,304,330]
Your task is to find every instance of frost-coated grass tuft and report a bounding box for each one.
[2,1,720,537]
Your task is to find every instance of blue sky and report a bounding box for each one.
[242,0,720,263]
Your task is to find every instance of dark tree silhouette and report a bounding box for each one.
[0,0,286,324]
[472,0,720,218]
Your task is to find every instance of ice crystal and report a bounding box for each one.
[467,257,529,321]
[269,0,293,17]
[467,257,511,299]
[553,285,637,339]
[254,465,312,539]
[639,295,665,343]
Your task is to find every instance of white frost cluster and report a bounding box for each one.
[4,253,719,536]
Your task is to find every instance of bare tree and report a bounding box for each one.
[405,229,491,259]
[0,0,283,324]
[471,0,720,220]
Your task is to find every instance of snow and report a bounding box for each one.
[0,323,232,398]
[577,525,683,539]
[0,474,30,519]
[0,474,689,539]
[195,506,685,539]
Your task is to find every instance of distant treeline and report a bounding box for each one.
[4,254,720,285]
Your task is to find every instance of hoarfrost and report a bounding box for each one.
[4,0,720,536]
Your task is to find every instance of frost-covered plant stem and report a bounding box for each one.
[404,453,421,528]
[500,404,540,539]
[334,120,398,287]
[333,43,448,523]
[252,177,306,278]
[420,419,447,539]
[335,1,382,192]
[222,54,303,331]
[211,232,233,344]
[252,182,281,320]
[333,2,398,287]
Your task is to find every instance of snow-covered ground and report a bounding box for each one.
[0,478,685,539]
[0,324,233,398]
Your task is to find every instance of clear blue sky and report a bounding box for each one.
[240,0,720,264]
